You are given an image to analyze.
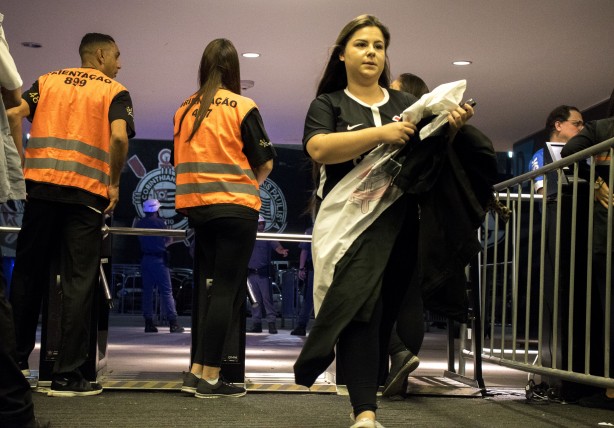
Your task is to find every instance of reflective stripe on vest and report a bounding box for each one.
[175,161,256,179]
[176,181,260,197]
[25,136,110,195]
[27,136,109,163]
[594,151,612,166]
[25,155,108,184]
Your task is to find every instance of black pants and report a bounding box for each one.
[337,196,419,416]
[9,198,102,375]
[190,216,257,367]
[388,273,424,356]
[592,203,614,381]
[0,247,35,427]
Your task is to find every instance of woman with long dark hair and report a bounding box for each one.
[174,38,275,398]
[294,15,473,427]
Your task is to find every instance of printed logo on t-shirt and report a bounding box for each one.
[346,123,363,131]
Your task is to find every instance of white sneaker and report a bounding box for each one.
[350,413,385,428]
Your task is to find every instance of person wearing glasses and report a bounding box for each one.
[561,92,614,410]
[528,104,590,405]
[529,105,584,194]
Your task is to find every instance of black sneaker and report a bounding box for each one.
[382,351,420,397]
[170,323,185,333]
[181,372,199,394]
[579,392,614,410]
[249,324,262,333]
[48,372,103,397]
[195,377,246,398]
[268,322,278,334]
[290,326,306,336]
[144,321,158,333]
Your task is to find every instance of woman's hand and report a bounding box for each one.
[595,179,613,209]
[379,121,417,146]
[307,121,416,164]
[447,102,474,140]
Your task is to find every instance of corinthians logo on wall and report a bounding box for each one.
[127,147,288,234]
[260,178,288,233]
[128,148,188,234]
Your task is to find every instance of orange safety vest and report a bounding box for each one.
[25,67,127,199]
[594,152,612,166]
[173,88,261,211]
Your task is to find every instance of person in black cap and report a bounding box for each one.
[136,198,184,333]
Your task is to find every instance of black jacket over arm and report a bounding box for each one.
[294,124,497,388]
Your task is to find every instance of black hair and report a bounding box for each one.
[545,105,580,139]
[176,38,241,142]
[308,15,391,220]
[316,14,391,96]
[395,73,429,98]
[79,33,116,60]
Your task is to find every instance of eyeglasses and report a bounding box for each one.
[562,120,584,128]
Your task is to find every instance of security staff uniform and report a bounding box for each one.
[9,66,135,379]
[136,200,182,333]
[174,88,275,368]
[248,239,282,328]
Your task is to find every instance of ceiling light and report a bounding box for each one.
[242,52,260,58]
[453,60,472,66]
[22,42,42,48]
[241,80,254,90]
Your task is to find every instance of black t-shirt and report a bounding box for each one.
[302,88,416,198]
[561,118,614,253]
[241,108,276,169]
[562,117,614,181]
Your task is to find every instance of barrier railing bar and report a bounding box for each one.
[495,136,614,191]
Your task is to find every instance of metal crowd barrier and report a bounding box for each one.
[0,224,310,309]
[459,136,614,392]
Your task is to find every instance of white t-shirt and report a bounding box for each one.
[0,13,26,203]
[0,13,23,90]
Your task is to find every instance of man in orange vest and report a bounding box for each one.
[7,33,135,397]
